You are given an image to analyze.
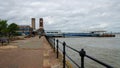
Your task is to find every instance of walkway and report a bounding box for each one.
[0,36,62,68]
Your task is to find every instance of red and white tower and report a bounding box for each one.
[39,18,43,28]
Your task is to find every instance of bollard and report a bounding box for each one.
[56,39,59,58]
[63,42,66,68]
[79,49,86,68]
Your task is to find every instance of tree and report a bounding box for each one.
[0,19,8,36]
[0,19,19,38]
[7,23,19,38]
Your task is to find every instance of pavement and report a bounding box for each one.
[0,36,62,68]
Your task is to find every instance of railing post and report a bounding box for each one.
[63,42,66,68]
[56,39,59,58]
[53,38,55,52]
[79,49,86,68]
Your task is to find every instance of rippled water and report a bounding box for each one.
[56,34,120,68]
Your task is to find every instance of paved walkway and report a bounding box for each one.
[10,36,43,49]
[0,36,62,68]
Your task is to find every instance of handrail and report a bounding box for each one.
[45,36,114,68]
[58,40,63,44]
[85,55,113,68]
[65,53,81,68]
[65,44,79,53]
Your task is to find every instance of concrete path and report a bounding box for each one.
[0,36,62,68]
[11,36,43,49]
[0,49,43,68]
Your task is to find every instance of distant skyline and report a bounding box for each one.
[0,0,120,32]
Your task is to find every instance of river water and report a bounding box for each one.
[56,34,120,68]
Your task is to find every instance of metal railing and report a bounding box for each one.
[46,36,114,68]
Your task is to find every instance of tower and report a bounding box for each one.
[31,18,35,30]
[39,18,43,28]
[39,18,44,35]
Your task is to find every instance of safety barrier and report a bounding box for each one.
[46,36,114,68]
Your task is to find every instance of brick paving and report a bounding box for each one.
[0,36,62,68]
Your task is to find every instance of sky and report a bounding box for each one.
[0,0,120,32]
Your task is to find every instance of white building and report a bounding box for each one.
[45,30,63,37]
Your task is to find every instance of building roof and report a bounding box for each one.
[18,25,32,28]
[90,30,106,32]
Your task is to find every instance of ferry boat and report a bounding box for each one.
[45,30,63,37]
[90,31,115,37]
[64,31,115,37]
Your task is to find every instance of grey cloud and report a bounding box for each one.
[0,0,120,32]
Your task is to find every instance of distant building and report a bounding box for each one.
[17,25,33,35]
[45,30,63,37]
[90,31,106,35]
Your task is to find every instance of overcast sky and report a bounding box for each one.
[0,0,120,32]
